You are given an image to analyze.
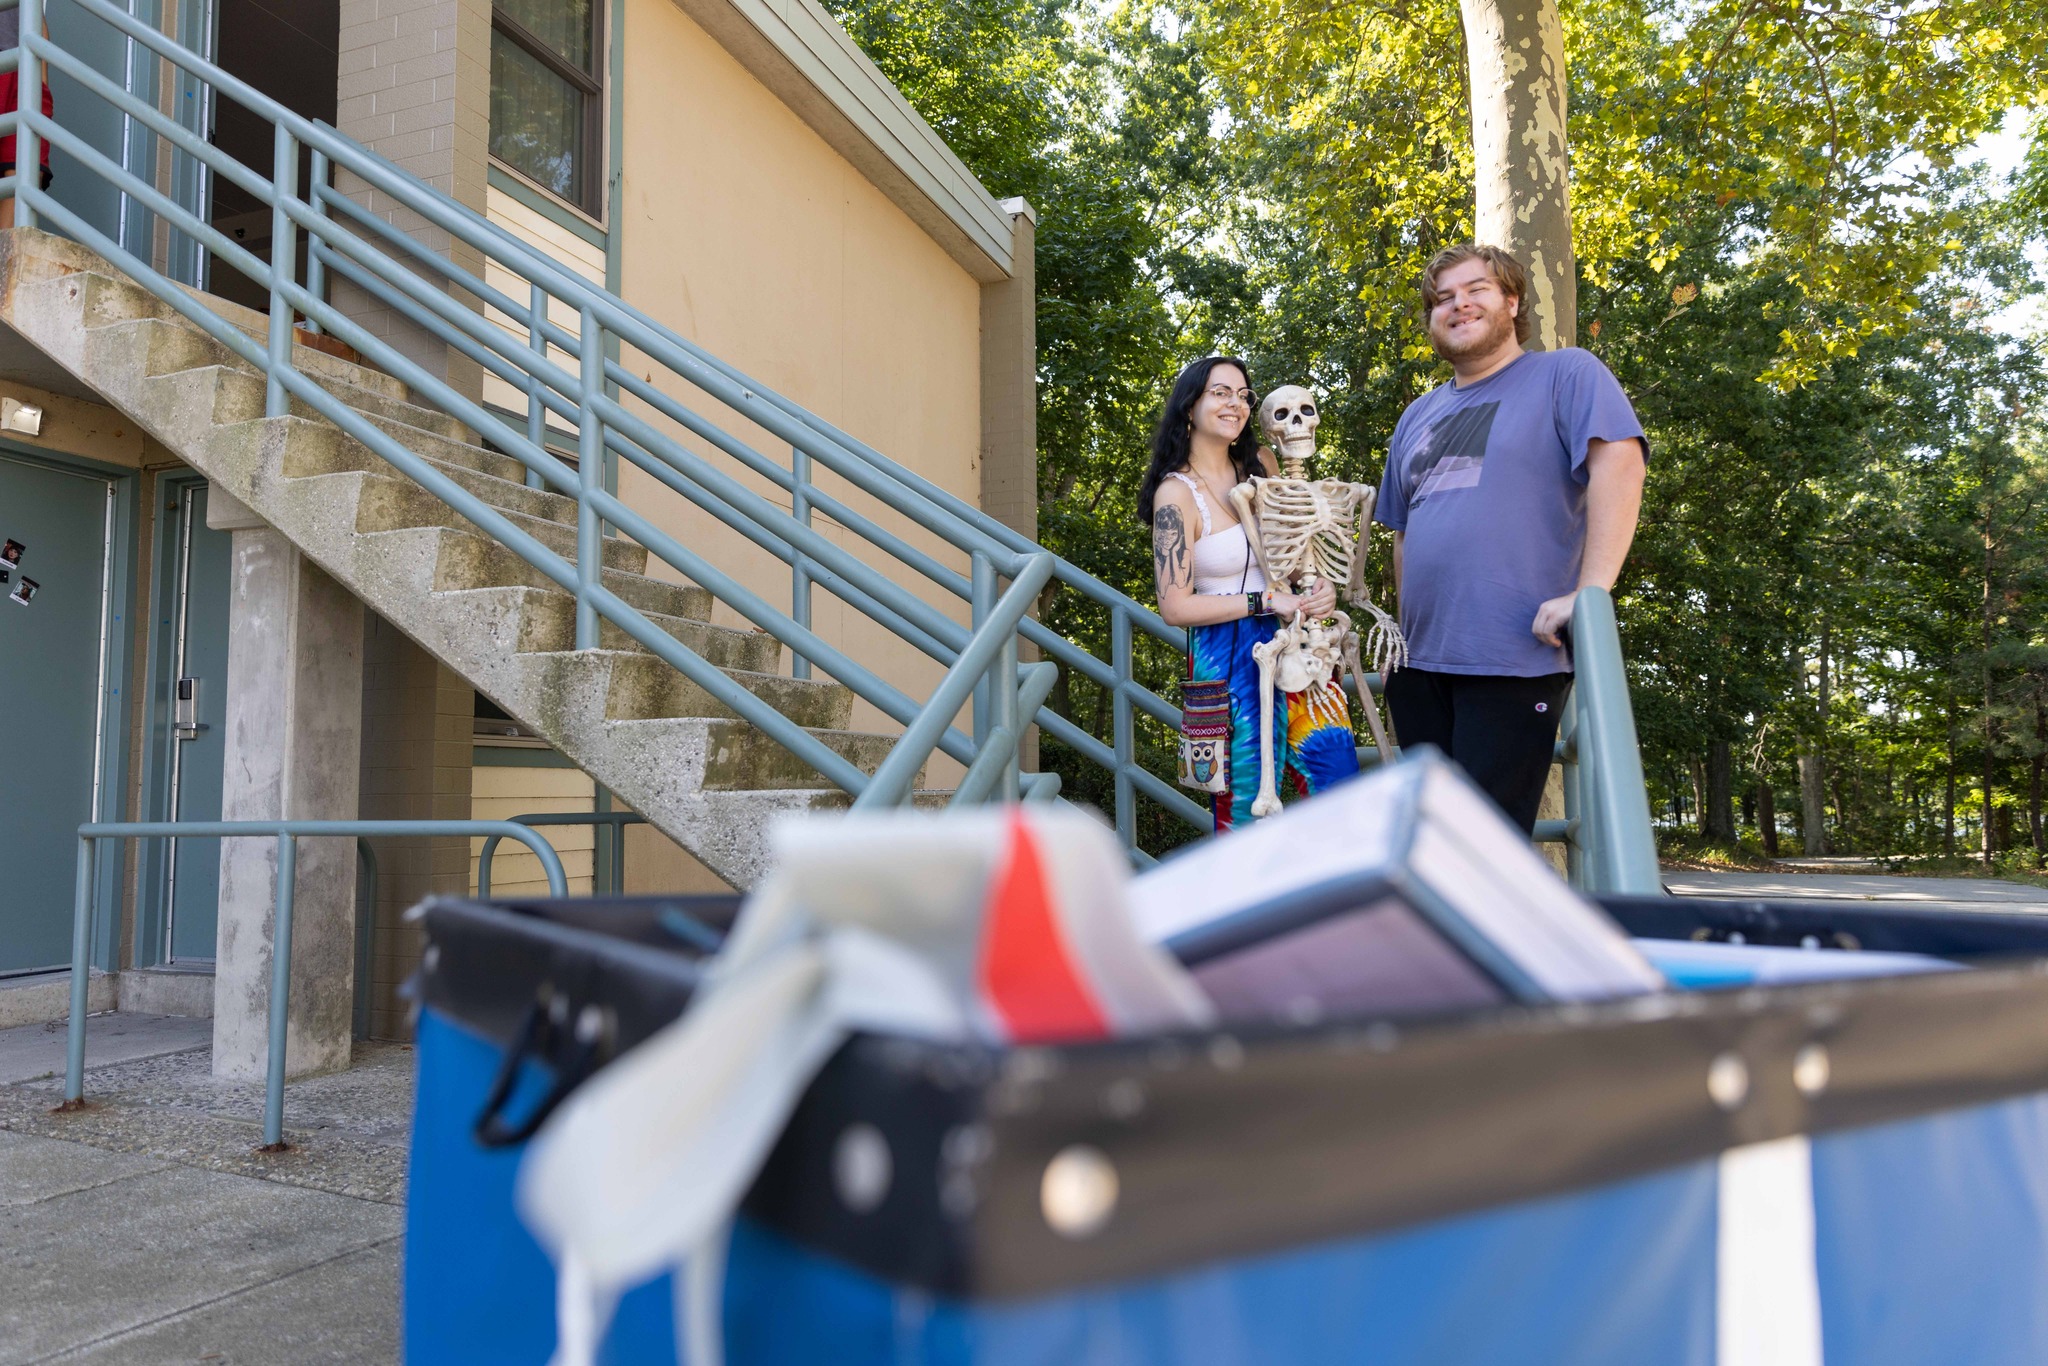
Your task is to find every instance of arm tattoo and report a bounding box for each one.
[1153,505,1190,594]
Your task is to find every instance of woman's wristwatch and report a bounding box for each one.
[1245,592,1261,619]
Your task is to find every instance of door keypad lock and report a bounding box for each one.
[174,677,208,740]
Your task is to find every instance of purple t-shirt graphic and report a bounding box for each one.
[1375,348,1645,677]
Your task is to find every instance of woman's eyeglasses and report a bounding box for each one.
[1205,385,1256,407]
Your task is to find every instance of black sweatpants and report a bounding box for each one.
[1383,667,1572,835]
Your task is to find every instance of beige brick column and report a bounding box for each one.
[979,199,1037,542]
[357,613,475,1040]
[333,0,492,406]
[978,199,1040,770]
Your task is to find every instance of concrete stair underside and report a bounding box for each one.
[0,229,933,886]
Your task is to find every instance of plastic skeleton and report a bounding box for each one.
[1228,385,1406,816]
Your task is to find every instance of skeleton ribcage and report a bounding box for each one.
[1251,479,1366,588]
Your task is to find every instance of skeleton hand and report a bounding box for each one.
[1272,579,1335,620]
[1532,592,1576,647]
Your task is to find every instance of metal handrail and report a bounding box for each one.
[1559,587,1662,894]
[65,820,568,1148]
[476,810,648,898]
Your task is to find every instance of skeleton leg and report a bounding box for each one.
[1341,619,1396,766]
[1250,633,1285,818]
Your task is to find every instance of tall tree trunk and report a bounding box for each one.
[1459,0,1576,348]
[1705,741,1736,841]
[1799,755,1827,857]
[1689,758,1708,837]
[1984,512,1997,865]
[2031,692,2045,865]
[1945,707,1958,859]
[1983,704,1998,865]
[1757,779,1779,857]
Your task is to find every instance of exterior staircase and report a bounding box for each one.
[0,229,922,887]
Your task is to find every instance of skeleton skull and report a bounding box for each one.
[1258,385,1321,475]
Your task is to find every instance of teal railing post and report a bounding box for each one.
[353,838,377,1040]
[790,445,812,680]
[1569,587,1661,895]
[262,833,297,1147]
[1111,607,1135,853]
[264,124,298,418]
[575,305,602,648]
[995,622,1021,801]
[525,282,547,490]
[14,0,37,229]
[302,149,328,333]
[970,552,995,753]
[63,835,94,1107]
[1558,700,1585,886]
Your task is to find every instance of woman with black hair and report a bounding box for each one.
[1140,356,1360,833]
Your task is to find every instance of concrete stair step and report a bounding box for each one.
[133,325,476,444]
[0,248,407,401]
[421,526,712,620]
[500,585,781,672]
[618,717,913,791]
[232,407,529,486]
[531,649,851,728]
[347,470,646,571]
[83,311,473,445]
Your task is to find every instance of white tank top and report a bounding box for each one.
[1166,472,1267,595]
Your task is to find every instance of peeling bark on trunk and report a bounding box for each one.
[1705,741,1736,841]
[1799,753,1827,856]
[1459,0,1576,349]
[1689,757,1708,837]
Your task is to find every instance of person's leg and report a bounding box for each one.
[1284,678,1362,798]
[1384,666,1456,758]
[1442,672,1572,834]
[1191,615,1280,834]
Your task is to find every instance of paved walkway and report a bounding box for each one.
[0,1015,409,1364]
[1664,868,2048,914]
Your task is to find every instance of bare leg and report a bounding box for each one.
[1341,620,1395,766]
[1251,633,1284,817]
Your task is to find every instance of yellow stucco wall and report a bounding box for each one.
[612,0,983,770]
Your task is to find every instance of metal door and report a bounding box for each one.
[0,453,116,976]
[161,480,227,961]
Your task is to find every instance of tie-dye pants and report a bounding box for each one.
[1187,614,1362,833]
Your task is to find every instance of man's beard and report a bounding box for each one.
[1430,306,1516,363]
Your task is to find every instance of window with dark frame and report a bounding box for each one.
[489,0,605,217]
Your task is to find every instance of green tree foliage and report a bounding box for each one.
[822,0,2048,863]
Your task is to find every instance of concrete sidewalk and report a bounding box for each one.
[1665,868,2048,914]
[1,1130,400,1364]
[0,1015,410,1364]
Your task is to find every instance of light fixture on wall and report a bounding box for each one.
[0,398,44,436]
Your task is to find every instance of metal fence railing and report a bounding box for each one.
[65,820,568,1148]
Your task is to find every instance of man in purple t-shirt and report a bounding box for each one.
[1374,244,1648,834]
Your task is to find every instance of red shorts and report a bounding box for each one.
[0,69,55,173]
